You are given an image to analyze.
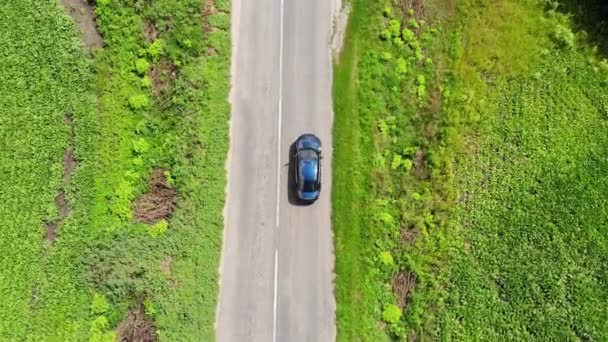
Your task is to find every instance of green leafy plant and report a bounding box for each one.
[90,293,110,315]
[149,219,169,238]
[147,38,165,61]
[382,304,402,324]
[379,251,394,266]
[135,58,150,75]
[128,94,150,109]
[383,7,392,18]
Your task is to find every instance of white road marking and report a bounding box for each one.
[273,249,279,342]
[273,0,285,340]
[275,0,285,228]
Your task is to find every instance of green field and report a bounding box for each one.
[0,0,229,340]
[334,0,608,340]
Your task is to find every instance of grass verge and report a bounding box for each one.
[0,0,230,340]
[334,0,608,340]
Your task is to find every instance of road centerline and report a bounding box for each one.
[272,249,279,342]
[275,0,285,229]
[273,0,285,339]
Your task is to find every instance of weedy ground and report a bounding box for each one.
[0,0,230,340]
[333,0,608,340]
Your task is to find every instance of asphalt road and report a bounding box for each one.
[216,0,335,340]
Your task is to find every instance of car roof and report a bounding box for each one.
[300,159,318,181]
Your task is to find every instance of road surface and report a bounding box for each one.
[216,0,335,340]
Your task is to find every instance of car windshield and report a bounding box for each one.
[298,149,318,161]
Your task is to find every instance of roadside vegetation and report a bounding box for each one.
[0,0,229,340]
[333,0,608,340]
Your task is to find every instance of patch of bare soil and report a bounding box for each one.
[44,221,58,243]
[133,169,177,224]
[412,149,429,180]
[331,1,351,60]
[401,226,419,246]
[143,21,158,43]
[391,271,417,309]
[202,0,218,34]
[160,257,172,277]
[45,114,78,243]
[395,0,425,18]
[60,0,104,51]
[116,304,157,342]
[150,61,177,98]
[159,257,179,288]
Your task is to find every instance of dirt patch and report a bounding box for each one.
[202,0,219,33]
[331,1,351,60]
[401,226,419,246]
[412,149,429,180]
[159,257,179,288]
[143,21,158,43]
[160,257,172,277]
[44,221,58,243]
[204,0,218,16]
[391,271,417,309]
[395,0,425,18]
[150,61,177,98]
[45,114,78,243]
[133,169,177,224]
[116,304,157,342]
[60,0,104,51]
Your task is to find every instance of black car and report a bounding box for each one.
[294,134,322,203]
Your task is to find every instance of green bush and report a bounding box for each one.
[149,219,169,238]
[396,57,408,75]
[382,305,402,324]
[90,293,110,315]
[147,38,165,61]
[128,94,150,109]
[402,28,415,43]
[135,58,150,75]
[552,23,575,48]
[383,7,393,18]
[388,19,401,37]
[379,251,394,266]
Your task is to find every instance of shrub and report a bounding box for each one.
[132,138,150,155]
[383,7,392,18]
[382,304,403,324]
[379,251,394,266]
[402,28,415,42]
[128,94,150,109]
[393,37,404,48]
[381,52,393,61]
[391,154,403,170]
[147,39,166,61]
[90,293,110,315]
[552,24,575,48]
[141,75,152,88]
[396,57,408,75]
[135,58,150,75]
[380,29,391,41]
[402,159,413,172]
[149,219,169,238]
[388,19,401,37]
[111,180,134,220]
[416,75,426,100]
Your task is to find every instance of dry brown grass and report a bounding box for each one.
[133,169,177,224]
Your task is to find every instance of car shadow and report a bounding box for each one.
[287,142,312,206]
